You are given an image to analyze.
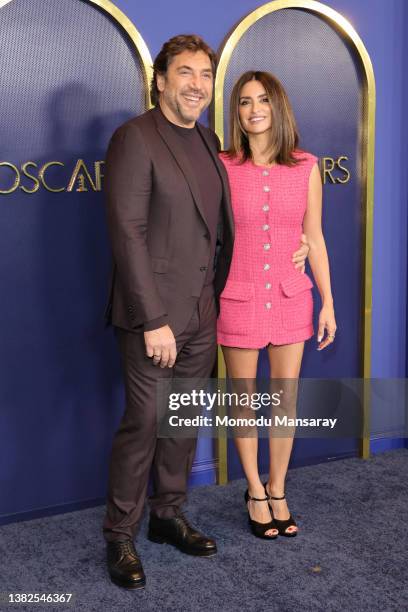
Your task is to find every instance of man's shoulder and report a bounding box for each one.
[113,108,156,137]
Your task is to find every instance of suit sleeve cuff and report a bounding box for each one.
[143,314,168,332]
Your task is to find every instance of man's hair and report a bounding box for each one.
[150,34,217,105]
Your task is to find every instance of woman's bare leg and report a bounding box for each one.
[266,342,304,534]
[222,346,277,536]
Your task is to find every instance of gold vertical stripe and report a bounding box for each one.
[216,347,228,484]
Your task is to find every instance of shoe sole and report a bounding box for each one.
[252,531,278,540]
[110,575,146,590]
[148,532,217,557]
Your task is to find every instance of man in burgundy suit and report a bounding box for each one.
[103,34,308,589]
[102,35,233,589]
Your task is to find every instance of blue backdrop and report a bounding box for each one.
[0,0,406,524]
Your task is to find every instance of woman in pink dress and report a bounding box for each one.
[217,71,336,539]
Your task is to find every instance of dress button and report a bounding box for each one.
[263,185,270,192]
[263,243,270,250]
[262,224,269,231]
[262,205,269,212]
[265,283,271,289]
[265,302,271,309]
[264,263,270,271]
[262,170,269,176]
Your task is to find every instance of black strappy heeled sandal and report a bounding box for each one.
[263,483,298,537]
[244,490,278,539]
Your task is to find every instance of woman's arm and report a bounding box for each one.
[302,163,337,350]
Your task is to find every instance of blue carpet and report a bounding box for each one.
[1,449,407,611]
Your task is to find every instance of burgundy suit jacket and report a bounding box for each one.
[104,105,234,336]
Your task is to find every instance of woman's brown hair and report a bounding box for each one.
[227,71,302,166]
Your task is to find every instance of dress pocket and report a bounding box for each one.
[279,272,313,330]
[218,280,255,336]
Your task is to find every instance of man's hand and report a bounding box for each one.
[292,233,310,273]
[144,325,177,368]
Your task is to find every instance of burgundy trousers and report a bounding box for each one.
[103,285,217,542]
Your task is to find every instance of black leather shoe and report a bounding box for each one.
[107,539,146,589]
[148,513,217,557]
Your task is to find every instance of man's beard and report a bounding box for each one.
[168,91,209,125]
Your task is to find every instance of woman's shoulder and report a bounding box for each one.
[219,153,253,182]
[292,149,319,166]
[218,151,241,166]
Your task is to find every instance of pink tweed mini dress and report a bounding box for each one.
[217,150,318,349]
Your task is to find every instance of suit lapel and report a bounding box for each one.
[196,123,235,243]
[195,122,231,202]
[153,107,209,231]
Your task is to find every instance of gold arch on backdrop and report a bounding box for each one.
[88,0,154,108]
[213,0,376,481]
[0,0,154,107]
